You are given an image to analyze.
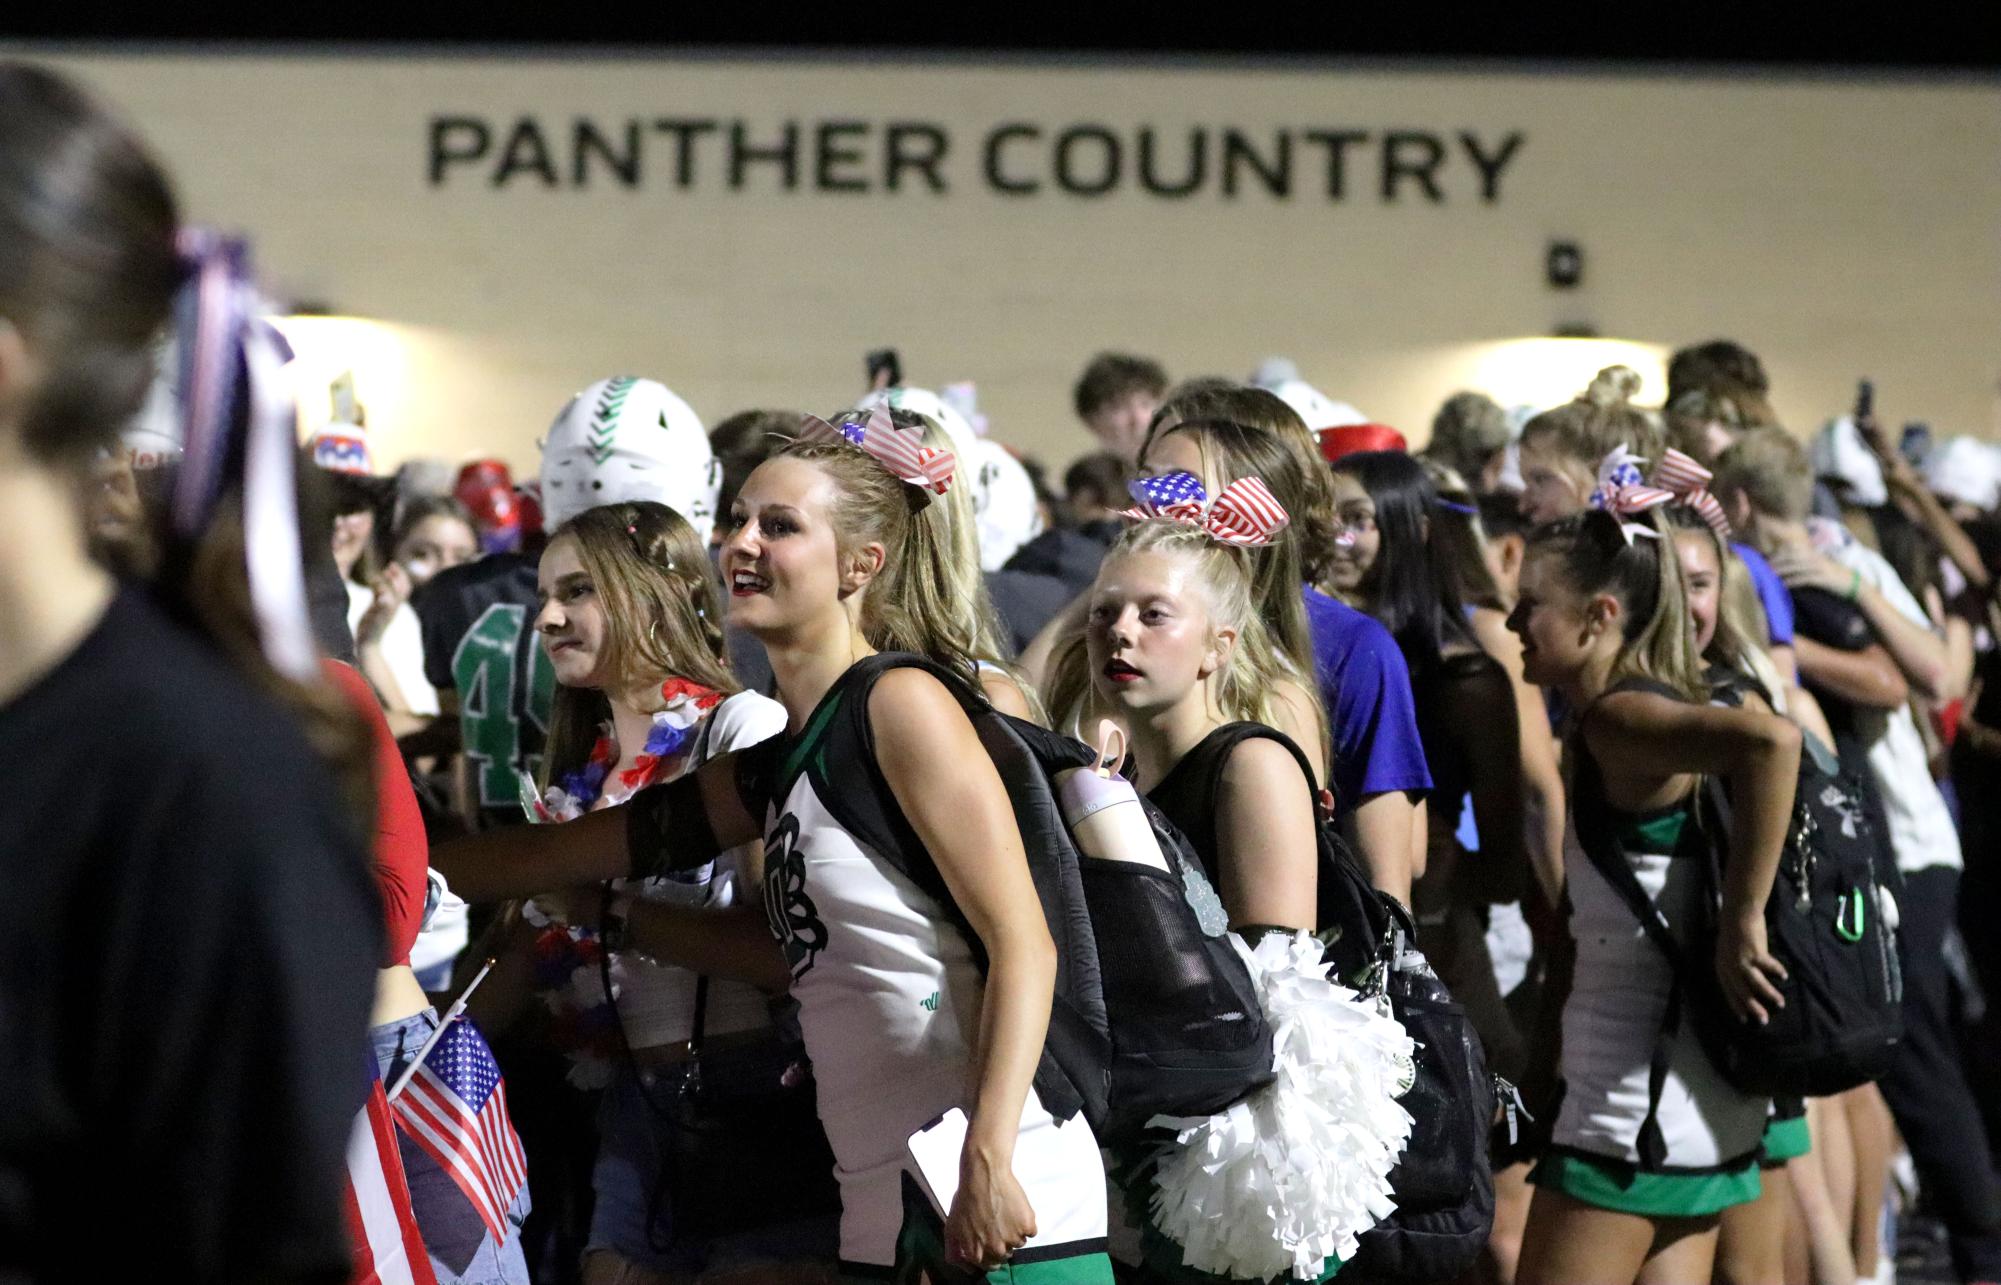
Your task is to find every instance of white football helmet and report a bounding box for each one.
[1924,436,2001,512]
[968,437,1044,571]
[1811,417,1888,508]
[1248,358,1367,432]
[854,385,980,462]
[539,376,719,542]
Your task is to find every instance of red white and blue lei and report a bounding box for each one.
[522,679,724,1087]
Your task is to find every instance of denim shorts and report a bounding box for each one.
[586,1059,838,1275]
[372,1009,533,1285]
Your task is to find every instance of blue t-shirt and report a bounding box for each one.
[1302,587,1433,816]
[1732,542,1795,647]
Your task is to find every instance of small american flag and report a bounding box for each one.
[345,1066,437,1285]
[391,1019,527,1242]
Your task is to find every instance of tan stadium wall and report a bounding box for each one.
[10,48,2001,474]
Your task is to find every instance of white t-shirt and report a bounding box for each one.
[607,688,788,1048]
[345,582,441,717]
[1818,522,1962,874]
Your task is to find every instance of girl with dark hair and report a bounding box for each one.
[1326,450,1532,1083]
[1519,368,1802,695]
[437,408,1114,1284]
[354,494,476,729]
[0,62,380,1280]
[1508,502,1800,1285]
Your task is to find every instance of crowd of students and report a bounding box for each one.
[6,61,2001,1285]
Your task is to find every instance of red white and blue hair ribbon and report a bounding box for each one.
[171,230,317,681]
[1122,470,1291,547]
[1588,444,1674,546]
[796,403,955,503]
[1651,447,1732,540]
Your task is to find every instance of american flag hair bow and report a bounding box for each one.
[1122,471,1291,547]
[1588,444,1674,546]
[1651,448,1732,540]
[796,403,955,504]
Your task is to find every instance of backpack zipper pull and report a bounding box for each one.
[1494,1074,1532,1145]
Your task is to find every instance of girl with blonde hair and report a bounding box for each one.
[438,408,1115,1283]
[1059,496,1408,1283]
[507,498,821,1284]
[855,404,1041,720]
[1140,387,1430,902]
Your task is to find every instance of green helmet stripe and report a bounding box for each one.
[588,376,636,466]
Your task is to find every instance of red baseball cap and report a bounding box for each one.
[1317,423,1408,463]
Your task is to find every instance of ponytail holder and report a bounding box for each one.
[170,229,317,682]
[795,403,955,505]
[1651,448,1733,541]
[1587,443,1673,546]
[1433,498,1478,516]
[1121,470,1291,547]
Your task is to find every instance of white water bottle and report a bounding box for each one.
[1055,721,1170,872]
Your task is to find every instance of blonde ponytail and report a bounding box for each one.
[1521,364,1666,472]
[781,409,1039,717]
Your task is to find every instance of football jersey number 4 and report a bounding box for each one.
[454,603,556,807]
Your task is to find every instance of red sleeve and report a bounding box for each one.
[322,660,428,967]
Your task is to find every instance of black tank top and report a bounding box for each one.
[1145,721,1319,895]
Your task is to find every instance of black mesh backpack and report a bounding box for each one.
[801,654,1277,1149]
[1571,676,1904,1169]
[1190,724,1497,1285]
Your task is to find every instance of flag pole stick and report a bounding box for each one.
[386,957,496,1101]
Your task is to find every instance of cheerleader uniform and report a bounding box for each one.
[1533,679,1769,1217]
[741,655,1113,1282]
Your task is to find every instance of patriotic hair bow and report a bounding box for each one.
[796,403,955,504]
[1588,444,1674,546]
[1122,471,1291,547]
[171,230,317,682]
[1651,448,1732,540]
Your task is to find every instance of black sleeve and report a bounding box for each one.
[411,575,462,693]
[626,771,726,880]
[1791,586,1875,651]
[97,752,381,1282]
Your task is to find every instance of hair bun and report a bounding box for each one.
[1581,365,1643,411]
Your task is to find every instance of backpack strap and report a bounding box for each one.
[1186,722,1394,974]
[1569,732,1707,1170]
[797,652,1106,1125]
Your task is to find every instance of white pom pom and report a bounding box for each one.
[1146,931,1415,1280]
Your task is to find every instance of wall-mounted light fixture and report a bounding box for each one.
[268,311,412,448]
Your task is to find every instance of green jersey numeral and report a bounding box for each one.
[453,603,556,807]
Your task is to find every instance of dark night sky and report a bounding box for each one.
[5,8,1999,73]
